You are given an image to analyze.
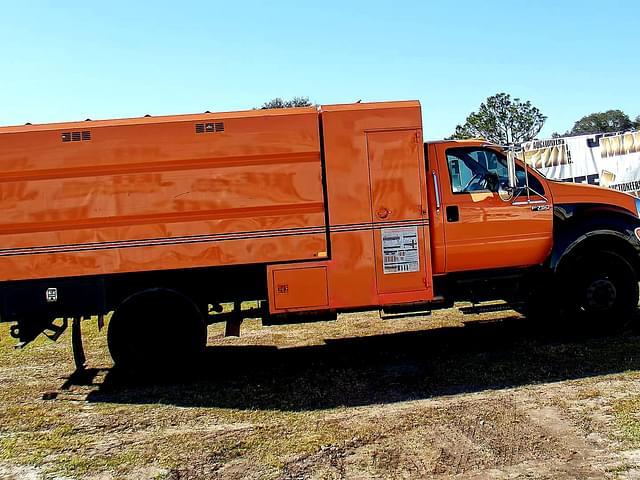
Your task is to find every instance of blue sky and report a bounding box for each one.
[1,0,638,140]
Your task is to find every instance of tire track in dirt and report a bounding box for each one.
[279,389,616,479]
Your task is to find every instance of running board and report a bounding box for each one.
[379,298,446,320]
[379,309,432,320]
[459,303,521,315]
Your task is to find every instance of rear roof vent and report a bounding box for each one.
[195,122,225,134]
[62,130,92,143]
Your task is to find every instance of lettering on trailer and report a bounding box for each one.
[526,138,568,149]
[523,131,640,197]
[558,173,601,186]
[381,226,420,274]
[524,141,572,169]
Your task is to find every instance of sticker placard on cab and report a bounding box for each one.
[381,226,419,274]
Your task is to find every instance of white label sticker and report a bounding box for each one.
[45,287,58,302]
[381,226,420,274]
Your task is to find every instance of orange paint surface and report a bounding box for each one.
[0,107,326,281]
[429,141,553,272]
[268,101,433,314]
[546,179,637,211]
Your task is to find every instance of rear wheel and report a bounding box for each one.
[107,289,207,371]
[564,250,639,331]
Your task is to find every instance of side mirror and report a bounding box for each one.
[498,183,514,202]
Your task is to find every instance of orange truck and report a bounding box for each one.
[1,100,639,369]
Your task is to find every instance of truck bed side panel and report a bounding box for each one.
[0,109,327,281]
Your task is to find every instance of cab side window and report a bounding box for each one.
[446,147,545,195]
[446,148,503,193]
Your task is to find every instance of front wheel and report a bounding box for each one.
[564,250,639,330]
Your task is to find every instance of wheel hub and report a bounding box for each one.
[585,278,617,311]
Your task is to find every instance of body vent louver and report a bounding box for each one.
[61,131,92,143]
[195,122,225,134]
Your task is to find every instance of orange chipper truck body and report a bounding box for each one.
[2,100,640,367]
[0,101,434,314]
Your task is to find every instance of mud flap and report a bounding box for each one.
[71,318,86,371]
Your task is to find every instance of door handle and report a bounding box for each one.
[432,170,441,211]
[446,205,459,222]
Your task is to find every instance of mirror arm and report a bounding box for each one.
[491,145,551,204]
[507,150,517,189]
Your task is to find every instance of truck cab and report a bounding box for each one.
[426,139,640,318]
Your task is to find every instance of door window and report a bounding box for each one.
[446,147,544,195]
[446,148,503,193]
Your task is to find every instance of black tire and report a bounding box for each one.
[107,289,207,371]
[563,249,639,331]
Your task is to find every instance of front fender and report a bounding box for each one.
[550,203,640,273]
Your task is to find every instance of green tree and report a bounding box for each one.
[260,96,312,109]
[568,110,634,135]
[450,93,546,145]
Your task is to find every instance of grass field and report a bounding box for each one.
[2,308,640,479]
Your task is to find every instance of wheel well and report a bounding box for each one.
[556,233,640,278]
[117,287,201,314]
[103,263,268,313]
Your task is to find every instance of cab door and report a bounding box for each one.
[367,129,431,295]
[434,144,553,272]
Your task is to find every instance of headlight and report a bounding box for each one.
[636,197,640,218]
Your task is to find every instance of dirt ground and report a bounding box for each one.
[2,308,640,479]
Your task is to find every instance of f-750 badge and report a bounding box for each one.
[531,204,550,212]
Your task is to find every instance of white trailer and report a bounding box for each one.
[521,131,640,196]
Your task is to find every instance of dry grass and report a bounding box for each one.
[613,396,640,447]
[2,308,640,478]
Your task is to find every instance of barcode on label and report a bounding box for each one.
[386,264,414,273]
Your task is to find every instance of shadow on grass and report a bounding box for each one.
[80,315,640,411]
